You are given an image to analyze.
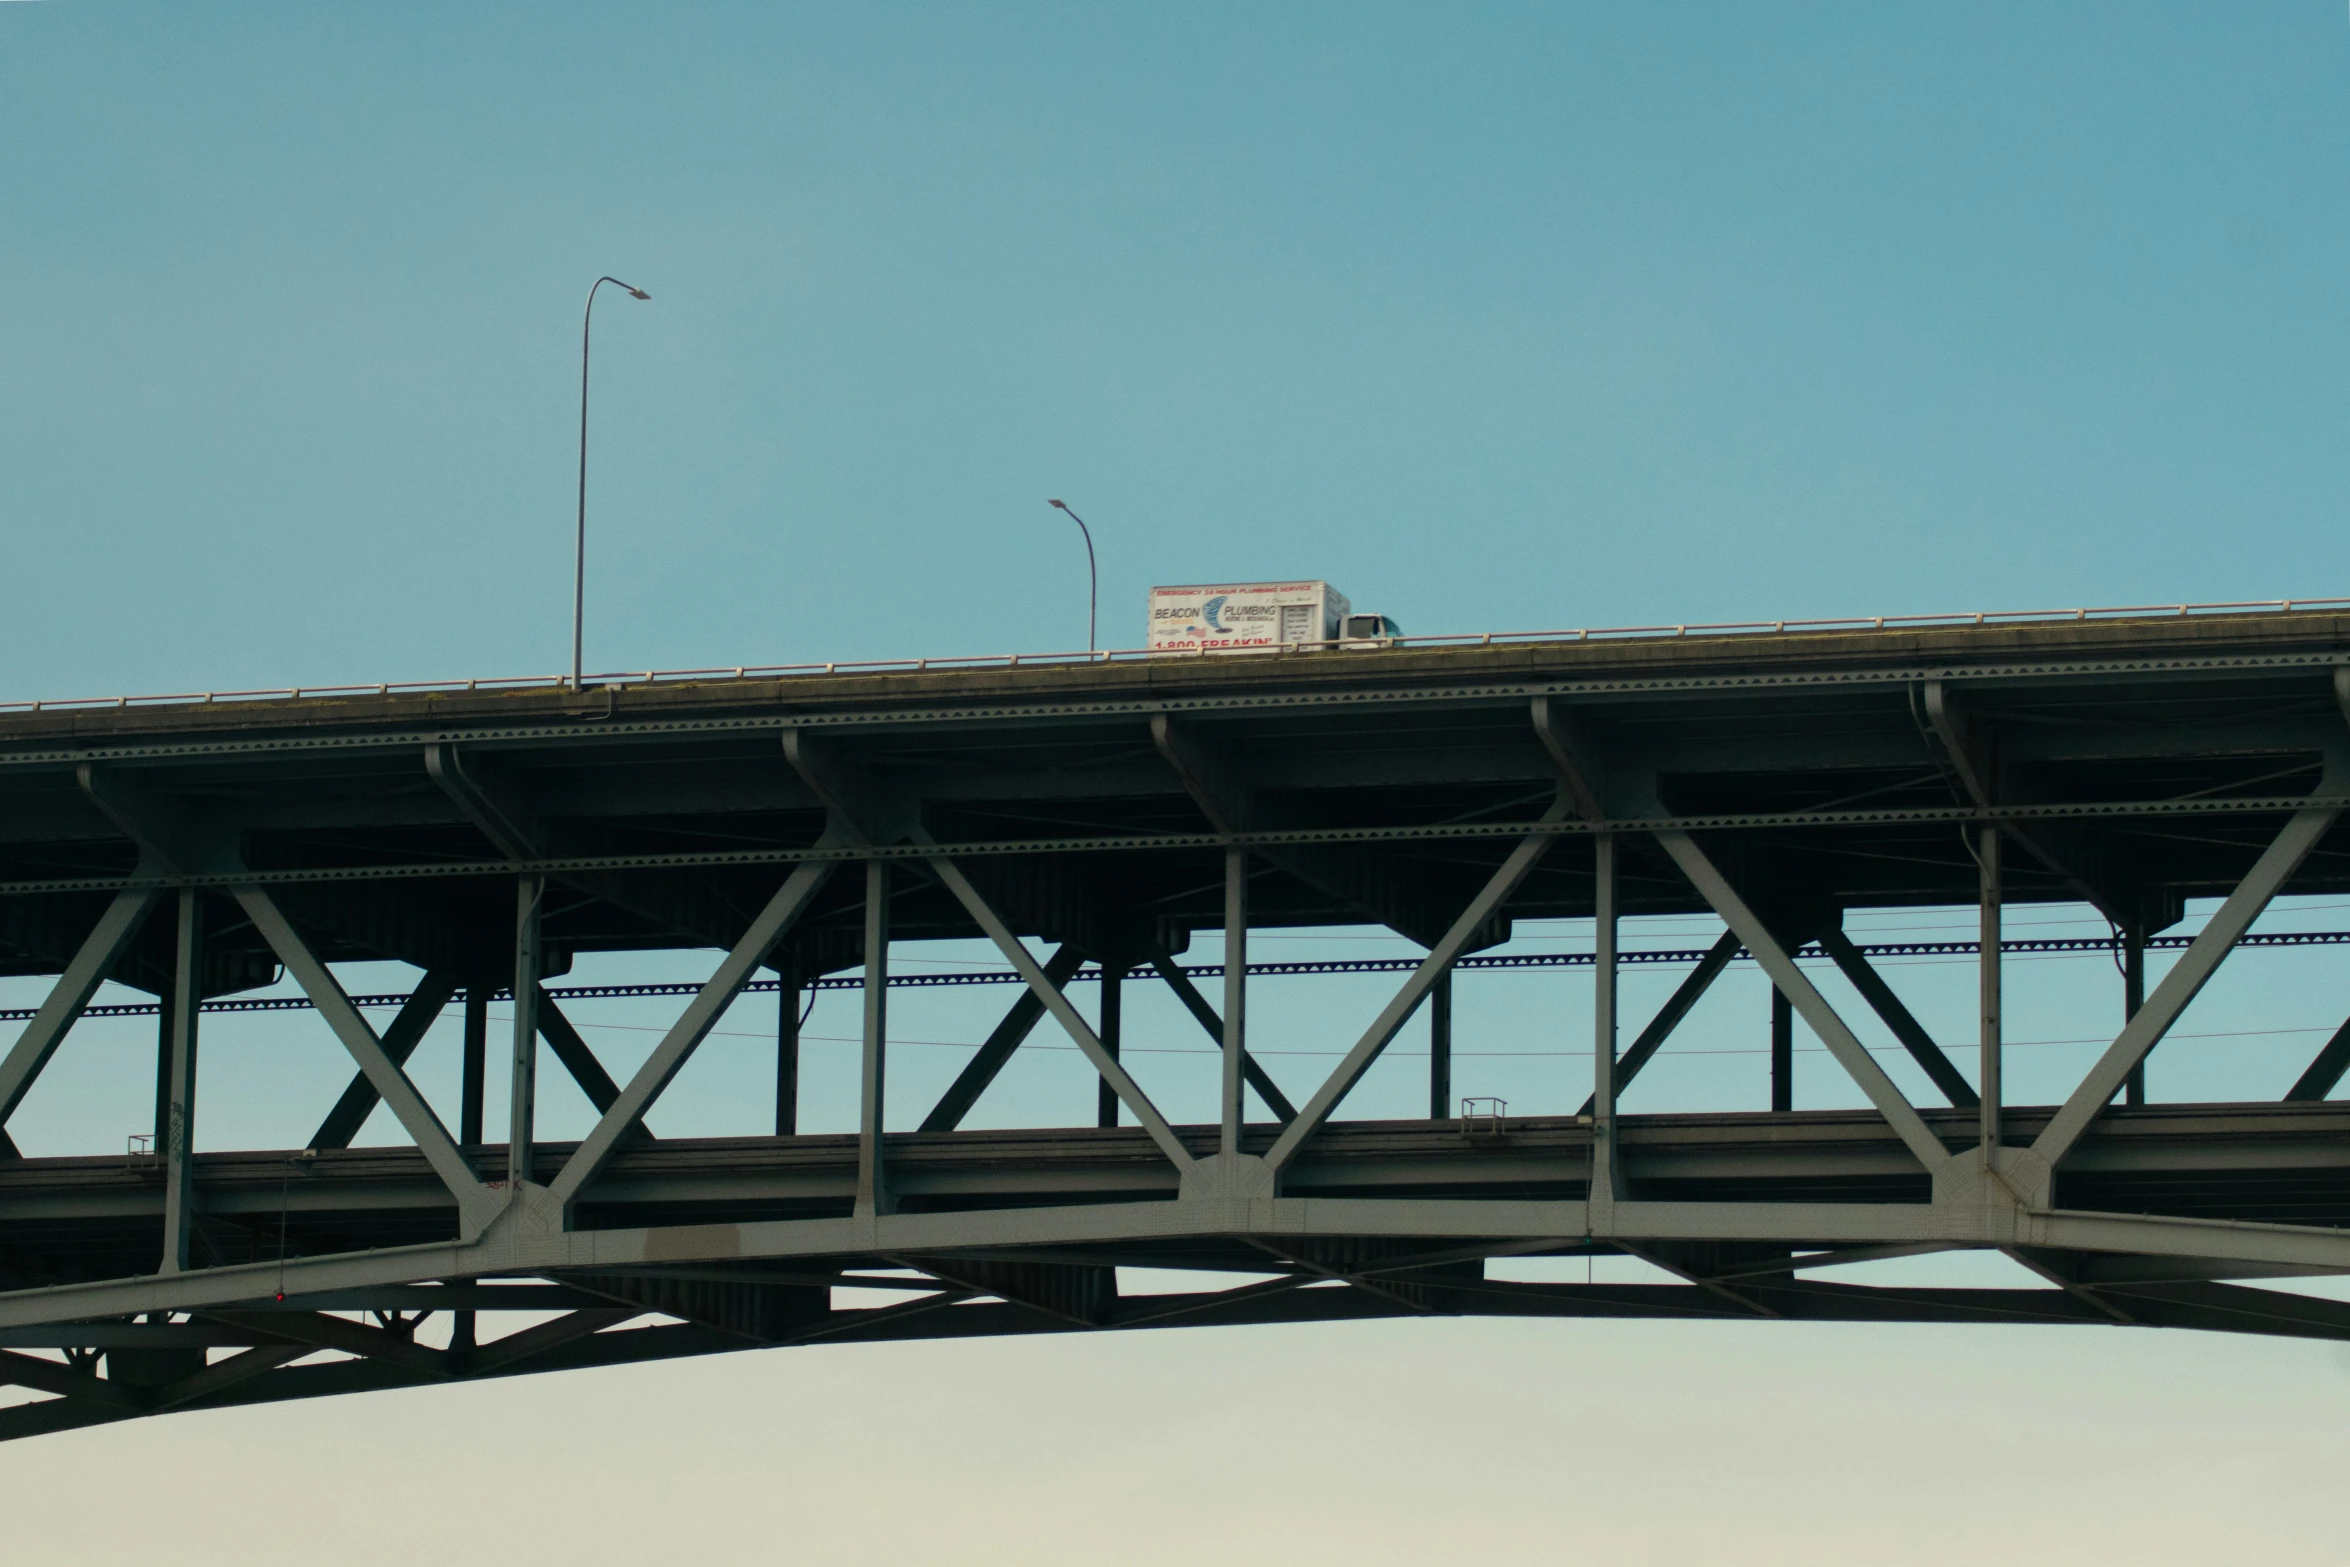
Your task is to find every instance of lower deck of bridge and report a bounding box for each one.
[4,881,2347,1275]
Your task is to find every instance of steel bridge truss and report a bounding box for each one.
[4,614,2350,1439]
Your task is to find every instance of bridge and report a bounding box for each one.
[3,603,2349,1440]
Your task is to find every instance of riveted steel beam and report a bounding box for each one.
[307,972,460,1150]
[1652,830,1951,1172]
[1264,795,1574,1175]
[1579,930,1739,1116]
[918,835,1196,1176]
[0,887,159,1130]
[2284,1014,2350,1102]
[918,945,1086,1134]
[2,788,2345,901]
[1144,951,1298,1124]
[2031,805,2341,1171]
[545,856,839,1214]
[235,888,493,1227]
[1815,929,1978,1110]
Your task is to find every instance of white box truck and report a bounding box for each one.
[1148,581,1351,652]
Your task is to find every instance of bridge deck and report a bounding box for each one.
[3,610,2348,1439]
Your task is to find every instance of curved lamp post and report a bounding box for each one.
[575,276,651,688]
[1046,498,1098,653]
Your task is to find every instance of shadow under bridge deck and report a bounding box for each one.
[1,608,2349,1439]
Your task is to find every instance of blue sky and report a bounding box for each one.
[7,5,2350,1560]
[7,3,2349,697]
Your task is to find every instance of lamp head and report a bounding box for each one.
[1048,498,1067,510]
[627,287,651,301]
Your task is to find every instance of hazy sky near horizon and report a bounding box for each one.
[7,4,2350,1561]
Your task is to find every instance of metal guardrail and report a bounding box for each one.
[4,596,2345,717]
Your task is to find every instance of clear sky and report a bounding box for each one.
[6,4,2350,1561]
[9,2,2350,696]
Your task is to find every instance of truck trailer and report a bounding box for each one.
[1147,581,1351,651]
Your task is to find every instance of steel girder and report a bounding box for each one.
[2,614,2350,1438]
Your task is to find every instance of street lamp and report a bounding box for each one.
[1046,498,1098,653]
[575,276,651,688]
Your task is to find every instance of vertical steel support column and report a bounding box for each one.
[459,986,488,1146]
[857,860,890,1216]
[777,963,801,1137]
[2122,926,2147,1106]
[1591,833,1620,1207]
[151,980,174,1158]
[1222,850,1247,1159]
[1979,825,2002,1156]
[1428,971,1453,1120]
[160,889,201,1273]
[1769,987,1793,1113]
[508,876,544,1187]
[454,982,489,1360]
[1097,964,1124,1130]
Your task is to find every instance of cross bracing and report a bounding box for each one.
[7,921,2349,1026]
[2,609,2349,1441]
